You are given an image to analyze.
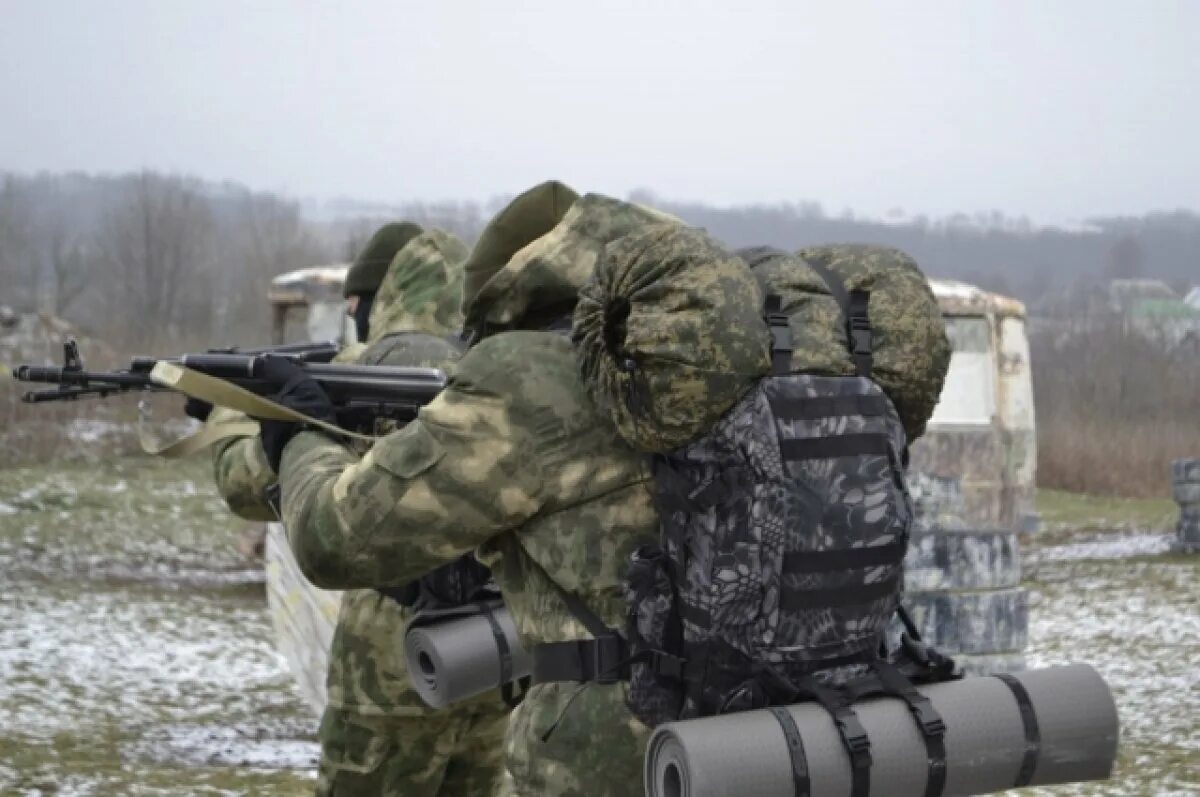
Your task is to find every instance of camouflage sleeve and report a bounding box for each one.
[209,407,276,522]
[278,337,546,590]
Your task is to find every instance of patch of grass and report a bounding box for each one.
[1035,488,1178,539]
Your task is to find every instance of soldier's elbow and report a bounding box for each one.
[290,528,354,589]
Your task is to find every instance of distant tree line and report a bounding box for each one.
[3,171,1199,350]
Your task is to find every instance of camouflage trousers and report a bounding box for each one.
[316,703,509,797]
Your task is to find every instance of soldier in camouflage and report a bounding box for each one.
[271,183,679,796]
[207,223,511,796]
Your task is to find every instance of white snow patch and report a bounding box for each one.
[1032,533,1175,562]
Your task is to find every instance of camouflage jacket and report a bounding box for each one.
[279,331,659,793]
[210,230,502,718]
[276,194,691,795]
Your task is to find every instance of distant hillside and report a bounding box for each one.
[3,171,1197,344]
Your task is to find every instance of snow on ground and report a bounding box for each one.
[0,456,1195,795]
[1030,532,1177,563]
[0,458,316,795]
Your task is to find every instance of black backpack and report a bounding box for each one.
[536,265,958,797]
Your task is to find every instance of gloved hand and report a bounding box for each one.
[257,355,337,473]
[182,397,213,422]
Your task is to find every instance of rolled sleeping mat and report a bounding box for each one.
[405,603,531,708]
[645,663,1118,797]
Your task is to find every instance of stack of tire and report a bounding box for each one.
[903,473,1028,674]
[1174,459,1200,554]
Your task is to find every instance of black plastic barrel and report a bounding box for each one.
[1173,458,1200,554]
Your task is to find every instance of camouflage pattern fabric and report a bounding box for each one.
[573,223,771,452]
[463,192,681,338]
[209,405,277,522]
[369,230,468,338]
[317,701,508,796]
[278,330,660,796]
[461,180,579,321]
[749,244,951,441]
[210,231,511,796]
[344,221,424,297]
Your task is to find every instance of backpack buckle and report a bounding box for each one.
[833,707,873,764]
[908,696,946,738]
[587,636,627,685]
[649,650,686,680]
[849,316,873,356]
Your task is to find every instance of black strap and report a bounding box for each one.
[479,602,515,692]
[781,572,899,611]
[847,290,873,378]
[874,661,948,797]
[764,293,794,375]
[995,673,1041,787]
[805,261,873,378]
[531,636,631,684]
[782,540,907,573]
[545,577,613,641]
[653,465,739,515]
[768,706,811,797]
[795,679,872,797]
[771,394,888,421]
[779,433,890,461]
[501,675,531,708]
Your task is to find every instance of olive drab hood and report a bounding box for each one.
[463,192,682,339]
[343,221,425,298]
[460,180,579,329]
[367,229,469,340]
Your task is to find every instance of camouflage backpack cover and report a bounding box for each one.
[558,228,954,773]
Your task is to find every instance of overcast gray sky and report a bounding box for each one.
[1,0,1196,225]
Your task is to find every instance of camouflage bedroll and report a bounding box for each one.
[573,223,771,453]
[746,244,950,441]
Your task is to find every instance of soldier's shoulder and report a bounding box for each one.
[455,331,574,381]
[451,331,591,416]
[360,331,462,369]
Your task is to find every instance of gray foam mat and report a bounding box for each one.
[646,663,1118,797]
[404,606,531,708]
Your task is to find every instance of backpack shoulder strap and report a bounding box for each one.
[803,260,874,379]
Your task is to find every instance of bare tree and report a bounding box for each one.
[42,219,91,315]
[218,192,327,338]
[0,177,36,311]
[94,172,215,344]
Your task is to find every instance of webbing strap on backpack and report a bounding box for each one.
[764,293,794,375]
[994,672,1042,788]
[768,706,811,797]
[793,676,873,797]
[804,261,874,378]
[531,577,632,685]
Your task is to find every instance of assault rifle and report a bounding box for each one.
[15,338,448,433]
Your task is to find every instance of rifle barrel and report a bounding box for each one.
[15,365,150,387]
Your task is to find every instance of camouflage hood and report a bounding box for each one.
[367,229,468,341]
[464,193,682,338]
[461,180,580,322]
[344,221,424,297]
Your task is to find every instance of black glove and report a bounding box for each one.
[257,355,337,473]
[183,397,213,422]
